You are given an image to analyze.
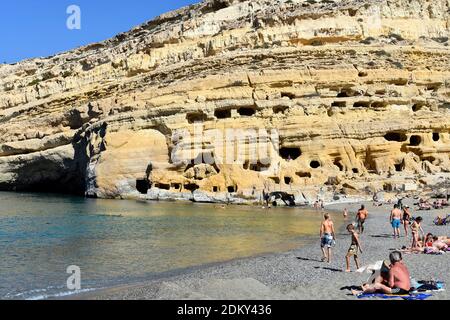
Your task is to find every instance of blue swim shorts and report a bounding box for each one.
[392,219,401,229]
[321,233,334,248]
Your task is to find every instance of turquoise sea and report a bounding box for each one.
[0,192,341,299]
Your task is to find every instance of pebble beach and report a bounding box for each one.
[71,198,450,300]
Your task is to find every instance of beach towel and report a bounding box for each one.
[357,293,432,300]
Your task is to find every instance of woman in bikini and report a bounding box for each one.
[402,206,412,237]
[410,217,425,249]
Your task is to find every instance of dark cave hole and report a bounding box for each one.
[186,112,207,124]
[237,107,256,117]
[410,135,422,146]
[433,132,440,142]
[310,161,321,169]
[215,108,232,119]
[296,172,312,178]
[136,179,150,194]
[384,132,408,142]
[184,183,200,192]
[284,177,292,185]
[280,147,302,160]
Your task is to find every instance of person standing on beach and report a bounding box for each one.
[356,205,368,234]
[402,205,412,237]
[390,204,402,239]
[343,208,348,219]
[320,213,335,263]
[411,217,425,249]
[345,224,362,272]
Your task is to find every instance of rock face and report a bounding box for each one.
[0,0,449,201]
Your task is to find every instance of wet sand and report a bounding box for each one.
[69,198,449,300]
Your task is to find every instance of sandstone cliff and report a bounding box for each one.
[0,0,449,203]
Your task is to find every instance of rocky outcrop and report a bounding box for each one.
[0,0,449,202]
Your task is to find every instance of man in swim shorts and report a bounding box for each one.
[356,205,368,234]
[390,204,402,239]
[353,251,411,296]
[320,213,335,263]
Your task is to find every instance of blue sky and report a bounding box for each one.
[0,0,200,63]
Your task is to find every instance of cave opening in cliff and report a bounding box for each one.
[284,176,292,185]
[237,107,256,117]
[215,108,232,119]
[186,112,208,124]
[384,132,408,142]
[433,132,440,142]
[281,92,296,100]
[310,161,321,169]
[394,163,404,172]
[410,135,422,146]
[412,104,424,112]
[270,177,280,184]
[184,183,199,192]
[332,101,346,108]
[280,147,302,161]
[136,179,150,194]
[227,186,237,193]
[155,183,170,190]
[353,101,370,108]
[352,168,359,174]
[296,172,312,178]
[333,158,344,171]
[273,106,289,114]
[421,156,437,164]
[244,160,270,172]
[171,183,181,191]
[213,186,219,192]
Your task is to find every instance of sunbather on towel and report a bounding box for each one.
[352,251,411,296]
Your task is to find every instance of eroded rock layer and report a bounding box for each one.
[0,0,449,202]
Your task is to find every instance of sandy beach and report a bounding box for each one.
[71,198,450,300]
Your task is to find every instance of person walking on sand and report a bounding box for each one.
[356,205,368,234]
[402,205,412,237]
[345,224,362,272]
[390,204,402,239]
[320,213,335,263]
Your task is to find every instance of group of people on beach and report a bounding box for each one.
[320,198,449,297]
[319,206,366,272]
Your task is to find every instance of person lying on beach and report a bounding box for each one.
[411,217,425,249]
[345,224,362,272]
[390,204,402,239]
[352,251,411,296]
[320,213,335,263]
[356,205,368,234]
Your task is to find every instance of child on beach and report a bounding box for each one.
[411,217,425,249]
[345,224,362,272]
[320,213,335,263]
[343,208,348,219]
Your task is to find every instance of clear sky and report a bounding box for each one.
[0,0,200,64]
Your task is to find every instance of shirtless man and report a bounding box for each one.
[320,213,335,263]
[353,251,411,295]
[356,205,368,234]
[390,204,402,239]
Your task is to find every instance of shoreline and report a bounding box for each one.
[64,197,450,300]
[62,206,348,300]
